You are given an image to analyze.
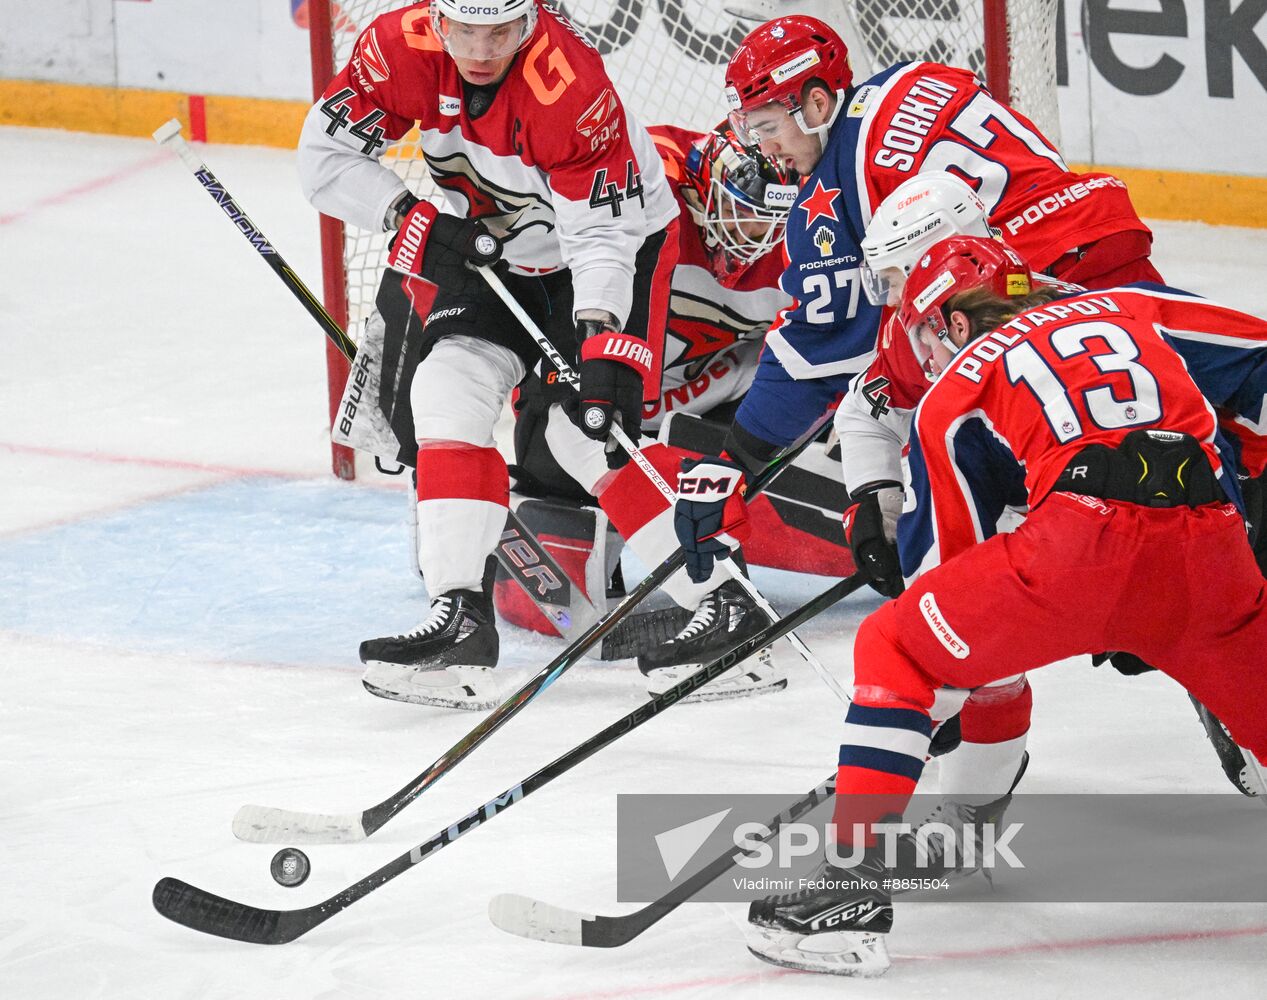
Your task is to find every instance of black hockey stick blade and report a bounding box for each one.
[232,429,824,844]
[488,776,837,947]
[155,574,865,943]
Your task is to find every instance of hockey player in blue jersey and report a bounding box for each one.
[645,12,1160,683]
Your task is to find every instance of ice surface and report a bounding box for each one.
[2,127,1264,998]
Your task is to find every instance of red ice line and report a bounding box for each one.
[536,922,1267,999]
[0,150,171,226]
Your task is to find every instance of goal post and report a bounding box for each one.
[306,0,1062,479]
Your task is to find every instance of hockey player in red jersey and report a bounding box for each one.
[297,0,683,707]
[732,236,1267,976]
[655,13,1164,675]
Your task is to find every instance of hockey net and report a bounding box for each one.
[310,0,1061,477]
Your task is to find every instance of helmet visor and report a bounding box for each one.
[860,261,910,307]
[726,100,798,148]
[432,11,535,60]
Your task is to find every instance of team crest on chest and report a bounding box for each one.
[799,179,841,228]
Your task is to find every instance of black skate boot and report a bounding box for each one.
[635,580,783,702]
[892,751,1029,888]
[1190,695,1267,796]
[360,588,500,710]
[747,853,893,977]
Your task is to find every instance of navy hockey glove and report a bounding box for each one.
[386,196,501,286]
[567,316,650,469]
[674,456,750,584]
[843,482,905,598]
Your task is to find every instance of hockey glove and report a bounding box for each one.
[386,197,502,287]
[1091,650,1157,675]
[567,315,650,469]
[674,456,750,584]
[843,481,905,598]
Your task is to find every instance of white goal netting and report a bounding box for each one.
[318,0,1061,329]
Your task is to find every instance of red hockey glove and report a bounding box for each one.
[843,481,905,598]
[567,317,651,469]
[386,198,502,286]
[674,456,750,584]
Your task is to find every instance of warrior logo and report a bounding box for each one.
[813,225,836,257]
[425,151,555,244]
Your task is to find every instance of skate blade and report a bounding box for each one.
[646,649,785,703]
[362,663,500,711]
[746,926,891,978]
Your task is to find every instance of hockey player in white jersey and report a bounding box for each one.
[298,0,689,707]
[506,122,828,701]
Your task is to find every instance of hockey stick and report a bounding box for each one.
[231,430,818,843]
[477,266,850,704]
[150,119,602,643]
[488,775,836,947]
[153,572,865,943]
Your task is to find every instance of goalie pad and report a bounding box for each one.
[659,412,856,577]
[493,496,617,641]
[331,311,413,466]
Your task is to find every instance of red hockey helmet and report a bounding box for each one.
[724,16,852,127]
[898,235,1034,375]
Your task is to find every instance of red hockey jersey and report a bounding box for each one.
[297,1,678,329]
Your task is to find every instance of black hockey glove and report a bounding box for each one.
[842,481,905,598]
[566,316,650,469]
[674,456,750,584]
[1090,651,1157,675]
[386,196,502,288]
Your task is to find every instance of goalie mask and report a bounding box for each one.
[431,0,538,60]
[898,235,1034,379]
[861,172,993,307]
[684,123,799,284]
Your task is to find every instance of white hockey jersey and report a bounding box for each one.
[296,1,678,327]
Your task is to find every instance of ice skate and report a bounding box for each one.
[636,581,782,701]
[747,855,892,977]
[893,751,1029,887]
[360,591,501,710]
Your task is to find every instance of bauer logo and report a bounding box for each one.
[439,94,461,117]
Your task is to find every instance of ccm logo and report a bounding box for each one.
[679,475,734,495]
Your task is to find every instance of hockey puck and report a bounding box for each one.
[270,848,311,888]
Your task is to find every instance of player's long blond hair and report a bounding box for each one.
[946,285,1065,340]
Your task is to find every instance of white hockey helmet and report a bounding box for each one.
[431,0,538,60]
[861,172,992,307]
